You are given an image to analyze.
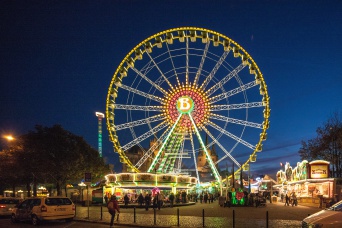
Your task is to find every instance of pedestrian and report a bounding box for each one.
[284,193,290,206]
[199,194,203,203]
[280,193,284,203]
[204,193,208,203]
[107,195,120,228]
[124,194,129,206]
[104,194,109,204]
[155,192,162,210]
[144,194,151,211]
[138,193,144,206]
[169,192,175,208]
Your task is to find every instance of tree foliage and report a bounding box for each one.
[298,112,342,177]
[0,125,110,196]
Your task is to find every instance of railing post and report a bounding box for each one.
[134,207,136,223]
[100,205,103,220]
[202,209,205,227]
[233,209,235,228]
[154,208,156,225]
[177,208,180,226]
[266,211,268,228]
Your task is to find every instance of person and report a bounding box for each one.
[138,193,144,206]
[204,193,208,203]
[155,192,163,210]
[107,195,120,228]
[144,194,151,211]
[291,192,297,207]
[284,193,290,206]
[124,194,129,206]
[169,192,175,208]
[280,193,284,203]
[104,194,109,204]
[199,194,203,203]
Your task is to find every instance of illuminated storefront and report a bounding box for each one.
[101,173,198,203]
[275,160,339,205]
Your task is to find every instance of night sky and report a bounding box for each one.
[1,0,341,178]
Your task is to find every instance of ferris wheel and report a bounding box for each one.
[106,27,270,184]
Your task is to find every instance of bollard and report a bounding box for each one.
[233,210,235,228]
[134,207,136,223]
[266,211,268,228]
[100,205,103,220]
[177,208,179,227]
[154,208,156,225]
[202,209,205,227]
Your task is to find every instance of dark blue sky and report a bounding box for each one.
[1,0,341,177]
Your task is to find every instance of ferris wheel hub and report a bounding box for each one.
[166,86,209,131]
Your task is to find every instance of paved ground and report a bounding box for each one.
[74,201,322,228]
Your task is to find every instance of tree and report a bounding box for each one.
[1,124,111,197]
[298,112,342,177]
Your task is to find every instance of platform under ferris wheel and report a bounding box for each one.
[106,27,270,185]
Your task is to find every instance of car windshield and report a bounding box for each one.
[45,198,72,206]
[327,200,342,211]
[0,199,20,204]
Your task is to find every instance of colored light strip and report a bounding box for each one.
[147,113,183,173]
[188,113,221,184]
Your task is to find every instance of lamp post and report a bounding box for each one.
[3,135,15,141]
[95,112,105,158]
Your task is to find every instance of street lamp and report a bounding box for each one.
[3,135,15,141]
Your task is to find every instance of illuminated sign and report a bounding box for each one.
[176,96,194,114]
[310,165,328,179]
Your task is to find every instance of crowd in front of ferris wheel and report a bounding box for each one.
[116,190,223,209]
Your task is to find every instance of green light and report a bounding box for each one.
[188,113,221,185]
[147,114,183,173]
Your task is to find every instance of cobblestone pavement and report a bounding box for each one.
[75,201,322,228]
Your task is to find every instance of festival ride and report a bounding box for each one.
[105,27,270,202]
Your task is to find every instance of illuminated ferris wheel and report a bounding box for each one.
[106,27,270,183]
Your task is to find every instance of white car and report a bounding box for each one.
[302,200,342,228]
[0,197,21,216]
[11,197,75,225]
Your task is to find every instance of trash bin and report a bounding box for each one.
[272,196,277,203]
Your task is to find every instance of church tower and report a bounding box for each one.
[196,134,218,172]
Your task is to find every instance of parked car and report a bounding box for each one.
[11,197,75,225]
[302,199,342,228]
[0,197,21,216]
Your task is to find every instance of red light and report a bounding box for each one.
[0,205,6,208]
[41,205,47,212]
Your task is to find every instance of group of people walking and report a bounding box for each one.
[281,192,298,206]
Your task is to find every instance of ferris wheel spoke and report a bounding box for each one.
[189,132,200,183]
[114,114,165,131]
[206,63,246,96]
[199,50,230,90]
[146,52,174,90]
[186,36,189,85]
[209,81,258,104]
[165,42,181,87]
[119,84,164,104]
[202,126,241,167]
[188,113,221,182]
[209,113,263,129]
[135,125,172,169]
[207,120,256,150]
[114,104,164,112]
[121,121,169,152]
[193,41,210,86]
[148,114,183,172]
[210,102,264,111]
[130,66,167,95]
